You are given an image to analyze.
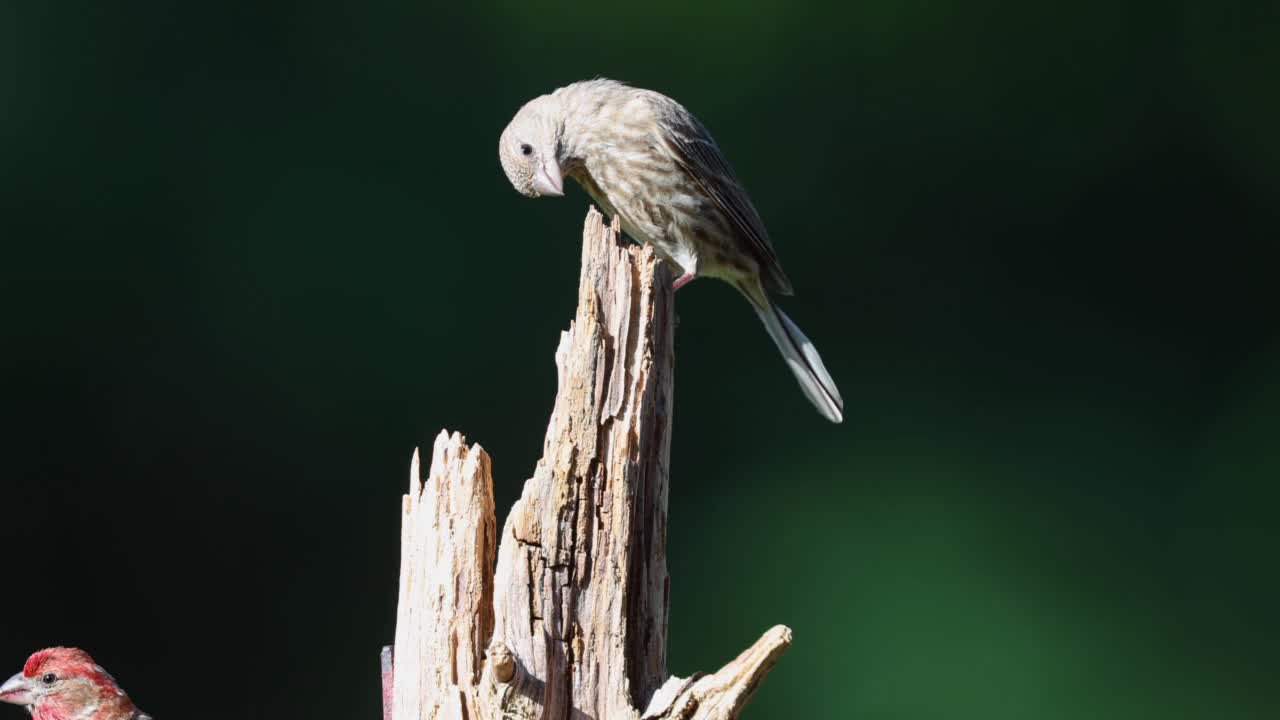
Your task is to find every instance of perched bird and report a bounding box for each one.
[0,648,151,720]
[499,79,843,423]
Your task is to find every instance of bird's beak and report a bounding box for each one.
[532,158,563,197]
[0,673,32,705]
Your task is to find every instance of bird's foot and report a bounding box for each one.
[673,273,697,291]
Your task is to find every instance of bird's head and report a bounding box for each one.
[499,94,564,198]
[0,648,136,720]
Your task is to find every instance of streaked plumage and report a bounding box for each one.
[499,79,843,422]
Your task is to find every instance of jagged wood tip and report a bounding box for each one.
[386,208,791,720]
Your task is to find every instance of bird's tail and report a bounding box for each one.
[736,279,844,423]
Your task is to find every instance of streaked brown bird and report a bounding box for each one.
[499,79,843,422]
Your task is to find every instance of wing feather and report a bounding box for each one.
[647,94,794,295]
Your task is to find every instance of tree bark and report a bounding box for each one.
[388,208,790,720]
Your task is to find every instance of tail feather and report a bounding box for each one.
[739,281,844,423]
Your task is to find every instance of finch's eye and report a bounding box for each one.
[520,143,533,157]
[41,673,57,686]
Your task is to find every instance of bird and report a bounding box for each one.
[498,79,843,423]
[0,648,151,720]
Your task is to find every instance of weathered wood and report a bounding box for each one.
[391,433,496,720]
[387,208,790,720]
[481,208,675,720]
[641,626,793,720]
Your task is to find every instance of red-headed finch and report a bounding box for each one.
[0,648,150,720]
[499,79,844,423]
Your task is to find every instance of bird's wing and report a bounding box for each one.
[648,94,794,295]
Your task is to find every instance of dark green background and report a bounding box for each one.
[1,1,1276,718]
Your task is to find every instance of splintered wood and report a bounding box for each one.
[389,208,791,720]
[392,434,496,720]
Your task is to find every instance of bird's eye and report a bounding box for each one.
[520,143,533,157]
[41,673,57,686]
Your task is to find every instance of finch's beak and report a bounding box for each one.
[532,159,563,197]
[0,673,32,705]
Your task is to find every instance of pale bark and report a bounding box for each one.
[388,208,790,720]
[392,435,496,720]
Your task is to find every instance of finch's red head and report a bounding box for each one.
[1,648,145,720]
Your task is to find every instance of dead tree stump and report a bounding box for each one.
[387,208,791,720]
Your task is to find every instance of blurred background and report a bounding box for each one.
[1,0,1276,718]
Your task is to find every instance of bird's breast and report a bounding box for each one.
[572,151,723,278]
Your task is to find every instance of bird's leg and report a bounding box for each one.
[673,273,697,291]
